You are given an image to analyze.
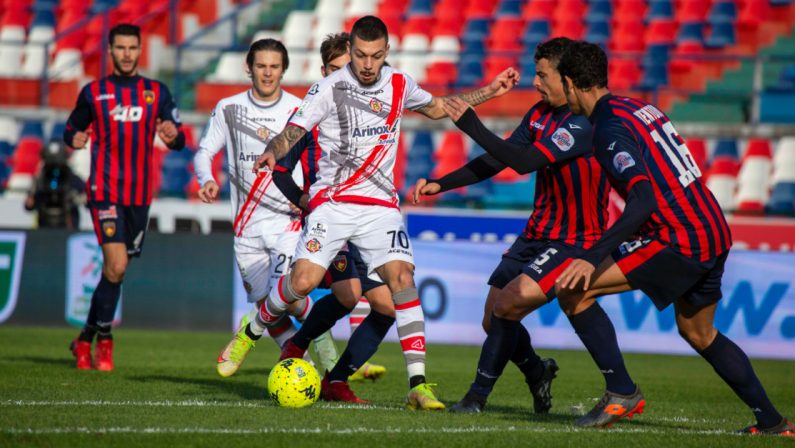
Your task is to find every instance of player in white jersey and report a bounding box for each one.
[193,39,338,377]
[254,16,519,410]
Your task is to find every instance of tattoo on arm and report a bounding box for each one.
[454,87,490,107]
[266,126,307,160]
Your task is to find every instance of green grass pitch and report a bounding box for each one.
[1,326,793,447]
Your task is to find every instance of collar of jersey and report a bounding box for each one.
[108,74,141,86]
[590,93,614,123]
[247,89,282,109]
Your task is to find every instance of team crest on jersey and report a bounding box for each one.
[306,238,322,253]
[613,151,636,173]
[102,221,116,238]
[551,128,575,152]
[369,98,383,113]
[256,127,270,141]
[332,254,348,272]
[143,90,155,105]
[307,84,319,95]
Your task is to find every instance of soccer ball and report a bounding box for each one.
[267,358,321,408]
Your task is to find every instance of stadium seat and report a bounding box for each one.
[735,139,772,214]
[10,138,42,176]
[522,19,551,47]
[208,52,247,83]
[431,130,467,180]
[772,137,795,184]
[713,139,740,160]
[647,0,674,20]
[644,19,677,45]
[399,34,429,81]
[49,48,84,80]
[313,14,344,49]
[706,158,737,211]
[282,11,313,50]
[705,22,737,48]
[613,0,647,22]
[429,35,460,64]
[20,121,43,140]
[461,39,486,57]
[767,182,795,215]
[517,59,536,87]
[678,21,705,44]
[522,0,555,20]
[0,25,25,77]
[551,17,584,40]
[483,55,516,84]
[552,0,586,23]
[638,63,669,91]
[676,0,709,22]
[407,0,433,16]
[403,130,434,193]
[402,15,433,36]
[465,0,496,18]
[424,61,457,88]
[585,20,610,46]
[687,138,708,172]
[346,0,378,18]
[496,0,522,17]
[585,0,611,23]
[457,54,484,86]
[0,116,19,144]
[609,59,642,90]
[642,44,670,68]
[462,18,491,43]
[20,24,55,77]
[284,51,308,85]
[708,1,738,24]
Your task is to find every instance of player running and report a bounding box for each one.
[554,41,793,435]
[253,16,518,410]
[65,23,186,371]
[413,37,609,413]
[194,38,339,377]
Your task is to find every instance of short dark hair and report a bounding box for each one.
[557,41,608,89]
[246,38,289,72]
[534,37,574,68]
[321,32,349,66]
[350,15,388,44]
[108,24,140,46]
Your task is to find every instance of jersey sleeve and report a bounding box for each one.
[288,82,332,131]
[504,109,535,148]
[594,118,649,193]
[157,83,182,126]
[403,73,433,111]
[276,131,310,173]
[63,85,93,147]
[194,103,226,186]
[534,115,593,163]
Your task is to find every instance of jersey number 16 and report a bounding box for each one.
[650,121,702,188]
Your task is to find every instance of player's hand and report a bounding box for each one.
[412,178,441,204]
[72,130,90,149]
[254,151,276,173]
[157,118,179,145]
[442,97,472,122]
[488,67,520,98]
[198,180,219,203]
[556,259,597,291]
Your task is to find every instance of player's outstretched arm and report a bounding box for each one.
[412,153,507,204]
[253,125,307,172]
[414,67,519,120]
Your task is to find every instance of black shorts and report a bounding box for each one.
[488,237,583,300]
[321,244,385,293]
[89,202,150,258]
[612,237,729,310]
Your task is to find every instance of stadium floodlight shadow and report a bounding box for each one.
[128,374,267,400]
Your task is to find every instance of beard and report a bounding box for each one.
[112,58,137,76]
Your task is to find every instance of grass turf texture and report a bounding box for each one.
[1,326,793,447]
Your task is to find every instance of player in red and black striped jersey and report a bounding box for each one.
[413,37,609,414]
[554,41,791,434]
[64,24,185,372]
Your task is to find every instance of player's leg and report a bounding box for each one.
[346,283,392,382]
[674,252,792,435]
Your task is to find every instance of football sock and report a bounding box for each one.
[292,294,350,350]
[84,275,121,340]
[393,288,426,383]
[349,298,370,333]
[287,295,313,323]
[568,302,636,395]
[266,315,297,347]
[512,323,544,384]
[698,332,783,428]
[328,310,394,382]
[470,314,519,397]
[266,273,305,315]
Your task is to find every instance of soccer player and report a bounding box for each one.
[254,15,518,410]
[194,38,339,377]
[413,37,608,413]
[554,41,793,435]
[65,23,186,371]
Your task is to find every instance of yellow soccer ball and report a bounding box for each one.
[267,358,321,408]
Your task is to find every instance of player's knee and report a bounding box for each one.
[492,295,519,320]
[481,314,492,333]
[677,325,716,351]
[289,273,315,297]
[556,290,580,316]
[103,259,127,282]
[335,293,358,309]
[388,266,415,291]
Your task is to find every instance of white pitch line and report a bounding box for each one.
[1,400,403,411]
[0,426,747,437]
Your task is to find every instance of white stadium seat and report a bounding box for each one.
[48,48,84,80]
[283,11,314,50]
[0,26,26,77]
[772,137,795,183]
[429,35,460,64]
[208,52,247,83]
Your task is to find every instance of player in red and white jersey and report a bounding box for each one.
[254,16,518,410]
[193,39,339,377]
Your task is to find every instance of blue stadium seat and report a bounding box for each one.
[638,63,669,90]
[708,1,737,24]
[0,141,13,157]
[713,139,739,159]
[33,0,58,11]
[496,0,522,17]
[49,122,66,143]
[407,0,433,16]
[677,22,705,43]
[457,55,484,86]
[518,59,536,87]
[0,160,10,188]
[585,0,612,23]
[90,0,119,13]
[31,9,56,27]
[160,151,191,197]
[760,92,795,123]
[647,0,674,19]
[767,182,795,215]
[522,20,551,46]
[705,22,737,48]
[585,20,610,46]
[776,65,795,91]
[462,39,486,57]
[462,19,491,42]
[642,44,670,68]
[20,121,44,140]
[403,131,435,192]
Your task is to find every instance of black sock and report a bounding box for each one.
[244,324,262,341]
[328,310,395,382]
[470,314,519,397]
[698,332,783,428]
[512,324,544,384]
[409,375,426,388]
[292,294,351,350]
[568,302,635,395]
[96,325,112,341]
[89,275,121,338]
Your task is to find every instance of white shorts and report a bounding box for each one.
[235,215,301,303]
[295,202,413,278]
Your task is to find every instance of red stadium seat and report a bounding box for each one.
[483,55,516,84]
[522,0,555,20]
[676,0,709,22]
[424,61,457,88]
[10,138,41,175]
[402,15,433,36]
[613,0,647,23]
[488,17,525,52]
[644,19,678,45]
[377,0,406,18]
[686,138,708,172]
[608,58,642,90]
[465,0,495,19]
[432,16,462,38]
[743,138,773,161]
[552,0,587,24]
[551,18,584,40]
[431,131,467,179]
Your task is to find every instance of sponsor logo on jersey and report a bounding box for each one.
[305,238,322,253]
[95,93,115,101]
[613,151,636,173]
[307,84,319,95]
[551,128,575,151]
[256,127,270,141]
[308,222,327,238]
[333,254,348,272]
[238,152,261,162]
[351,124,397,138]
[369,98,383,113]
[102,221,116,238]
[529,120,544,130]
[143,90,155,105]
[98,206,118,220]
[568,122,582,130]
